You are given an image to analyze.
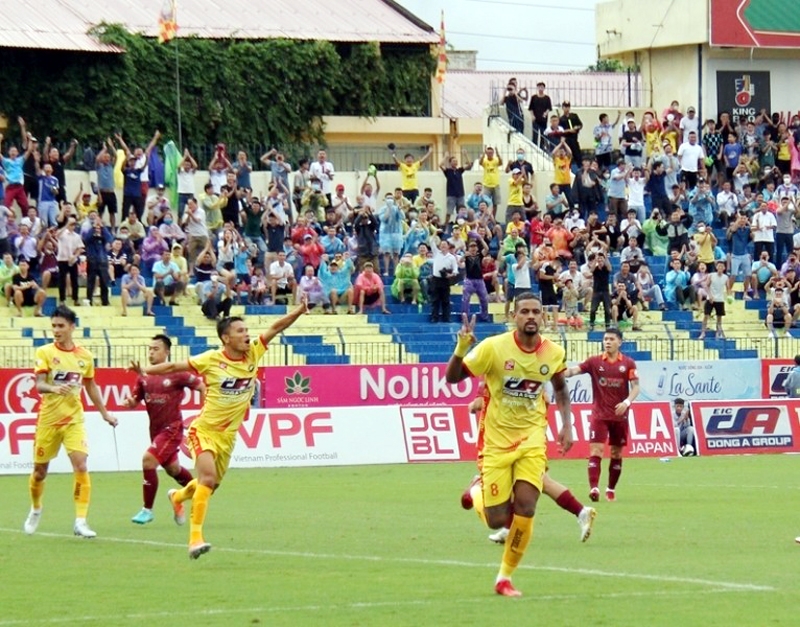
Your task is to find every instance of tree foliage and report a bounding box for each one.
[0,25,436,148]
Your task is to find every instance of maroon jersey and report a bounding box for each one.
[578,353,638,422]
[133,372,202,435]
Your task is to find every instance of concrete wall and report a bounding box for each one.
[596,0,707,58]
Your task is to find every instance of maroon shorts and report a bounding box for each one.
[589,418,628,447]
[148,424,184,467]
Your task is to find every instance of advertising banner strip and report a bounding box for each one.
[691,399,800,456]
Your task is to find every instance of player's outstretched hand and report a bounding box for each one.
[458,313,476,343]
[297,293,309,313]
[128,360,144,376]
[104,414,119,428]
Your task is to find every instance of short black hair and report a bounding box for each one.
[604,327,623,340]
[513,292,541,311]
[674,397,685,405]
[51,304,77,324]
[152,334,172,351]
[217,316,244,340]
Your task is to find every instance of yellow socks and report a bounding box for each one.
[173,478,198,504]
[29,474,45,510]
[73,471,91,519]
[189,483,212,546]
[498,514,534,581]
[470,483,488,526]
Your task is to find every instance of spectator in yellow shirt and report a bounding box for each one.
[479,146,503,208]
[393,147,432,204]
[551,138,574,208]
[74,184,98,221]
[505,168,525,225]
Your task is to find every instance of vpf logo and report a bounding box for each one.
[734,75,755,107]
[4,373,40,414]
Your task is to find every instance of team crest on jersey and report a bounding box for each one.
[619,366,626,373]
[163,379,171,387]
[52,357,60,365]
[248,365,255,372]
[540,364,550,375]
[504,360,515,371]
[219,363,228,370]
[77,360,85,368]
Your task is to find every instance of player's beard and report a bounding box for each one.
[521,321,539,336]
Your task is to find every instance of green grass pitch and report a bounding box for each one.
[0,455,798,626]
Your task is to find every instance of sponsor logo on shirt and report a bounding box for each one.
[502,377,543,400]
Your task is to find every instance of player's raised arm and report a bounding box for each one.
[446,314,476,383]
[130,359,192,376]
[551,370,573,454]
[260,297,308,345]
[83,378,118,427]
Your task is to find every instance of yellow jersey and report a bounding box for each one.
[398,161,421,191]
[463,331,565,449]
[34,343,95,427]
[553,156,571,185]
[508,177,524,206]
[482,156,501,187]
[188,338,267,433]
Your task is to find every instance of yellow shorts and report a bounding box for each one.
[479,444,547,508]
[34,422,88,464]
[186,423,236,482]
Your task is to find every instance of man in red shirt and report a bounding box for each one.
[124,335,206,525]
[564,328,639,502]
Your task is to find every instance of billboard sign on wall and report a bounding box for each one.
[715,71,771,124]
[710,0,800,48]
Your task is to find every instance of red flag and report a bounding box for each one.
[435,10,447,84]
[158,0,178,44]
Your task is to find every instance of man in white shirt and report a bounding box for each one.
[716,181,738,226]
[619,238,645,272]
[269,250,297,304]
[679,107,700,143]
[430,239,459,323]
[309,150,335,203]
[559,258,590,309]
[177,149,198,220]
[181,197,208,271]
[699,260,730,340]
[751,202,777,261]
[677,131,705,191]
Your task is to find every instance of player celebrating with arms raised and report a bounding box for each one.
[564,327,639,502]
[131,300,307,559]
[24,305,118,538]
[124,334,206,525]
[446,293,573,597]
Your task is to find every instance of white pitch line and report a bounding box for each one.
[0,588,745,626]
[0,527,775,592]
[628,482,800,491]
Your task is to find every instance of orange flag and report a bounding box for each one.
[158,0,178,44]
[435,10,447,84]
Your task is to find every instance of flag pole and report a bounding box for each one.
[173,0,182,151]
[175,36,182,151]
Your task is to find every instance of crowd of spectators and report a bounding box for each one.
[1,98,800,336]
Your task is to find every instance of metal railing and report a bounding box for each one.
[0,334,795,369]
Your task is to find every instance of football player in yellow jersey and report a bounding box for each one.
[131,299,307,559]
[392,147,432,205]
[24,305,118,538]
[446,293,573,597]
